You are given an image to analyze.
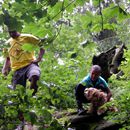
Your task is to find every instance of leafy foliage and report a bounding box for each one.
[0,0,130,129]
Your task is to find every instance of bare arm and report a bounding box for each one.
[2,57,11,76]
[106,87,112,101]
[33,48,45,63]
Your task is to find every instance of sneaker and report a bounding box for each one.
[78,108,86,115]
[7,85,15,90]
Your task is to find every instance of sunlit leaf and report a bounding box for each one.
[80,12,93,28]
[47,2,62,20]
[91,23,102,32]
[102,5,119,19]
[119,6,127,15]
[11,2,24,12]
[64,0,75,12]
[104,23,115,30]
[93,0,104,6]
[22,43,39,52]
[75,0,88,6]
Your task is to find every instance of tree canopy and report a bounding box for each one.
[0,0,130,129]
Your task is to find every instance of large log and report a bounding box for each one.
[92,44,127,81]
[69,113,122,130]
[110,44,127,74]
[92,52,111,82]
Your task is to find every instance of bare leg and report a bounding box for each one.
[30,75,39,96]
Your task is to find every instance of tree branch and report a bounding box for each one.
[99,0,104,30]
[51,0,75,20]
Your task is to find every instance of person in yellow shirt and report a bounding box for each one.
[2,30,45,96]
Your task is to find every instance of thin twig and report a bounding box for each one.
[51,0,75,21]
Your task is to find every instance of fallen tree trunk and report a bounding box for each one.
[110,44,127,74]
[69,113,122,130]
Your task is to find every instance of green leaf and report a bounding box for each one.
[117,6,128,21]
[104,23,115,30]
[64,0,75,12]
[75,0,88,6]
[24,111,37,124]
[0,14,4,24]
[24,95,29,104]
[23,23,46,37]
[91,23,102,32]
[34,9,47,19]
[119,6,127,15]
[22,43,39,52]
[47,0,58,7]
[15,0,22,2]
[11,2,24,12]
[15,85,25,97]
[49,119,63,130]
[102,5,119,19]
[41,109,52,123]
[2,3,10,9]
[30,111,37,124]
[93,0,104,6]
[21,13,34,23]
[93,0,99,6]
[48,2,62,20]
[80,12,93,28]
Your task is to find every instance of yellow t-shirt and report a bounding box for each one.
[6,34,41,71]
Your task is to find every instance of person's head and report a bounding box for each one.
[90,65,101,81]
[8,30,20,38]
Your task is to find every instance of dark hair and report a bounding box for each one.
[8,30,20,38]
[8,30,17,33]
